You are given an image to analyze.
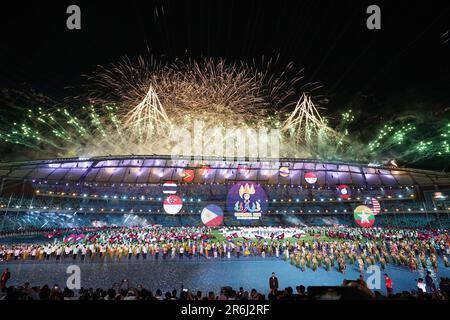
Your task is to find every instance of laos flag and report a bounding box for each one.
[337,185,352,199]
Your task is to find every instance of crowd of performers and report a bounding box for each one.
[0,225,449,275]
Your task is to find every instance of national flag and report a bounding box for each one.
[182,169,195,183]
[75,234,86,242]
[64,234,76,243]
[237,164,250,175]
[354,205,375,228]
[201,205,224,227]
[370,198,381,215]
[255,235,264,240]
[162,181,178,194]
[200,165,210,176]
[304,172,317,184]
[242,236,250,241]
[279,166,290,177]
[270,232,275,239]
[163,195,183,215]
[276,233,285,240]
[231,233,239,238]
[337,185,352,199]
[292,233,303,238]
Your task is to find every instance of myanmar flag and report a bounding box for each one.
[353,205,375,228]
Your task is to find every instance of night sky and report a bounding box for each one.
[0,1,449,168]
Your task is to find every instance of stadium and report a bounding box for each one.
[1,2,450,305]
[0,155,449,230]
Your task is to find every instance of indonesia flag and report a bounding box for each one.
[163,195,183,215]
[304,172,317,184]
[337,185,352,199]
[162,181,178,195]
[201,205,224,227]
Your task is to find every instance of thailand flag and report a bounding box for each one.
[162,181,178,195]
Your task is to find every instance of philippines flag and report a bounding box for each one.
[201,205,224,227]
[337,185,352,199]
[163,195,183,215]
[162,181,178,195]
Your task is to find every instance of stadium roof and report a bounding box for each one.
[0,155,449,187]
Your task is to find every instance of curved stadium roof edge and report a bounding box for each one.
[0,155,449,187]
[0,154,448,176]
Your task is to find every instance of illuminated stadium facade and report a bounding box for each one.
[0,155,449,230]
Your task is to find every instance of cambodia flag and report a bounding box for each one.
[64,234,77,243]
[276,233,285,240]
[75,234,86,242]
